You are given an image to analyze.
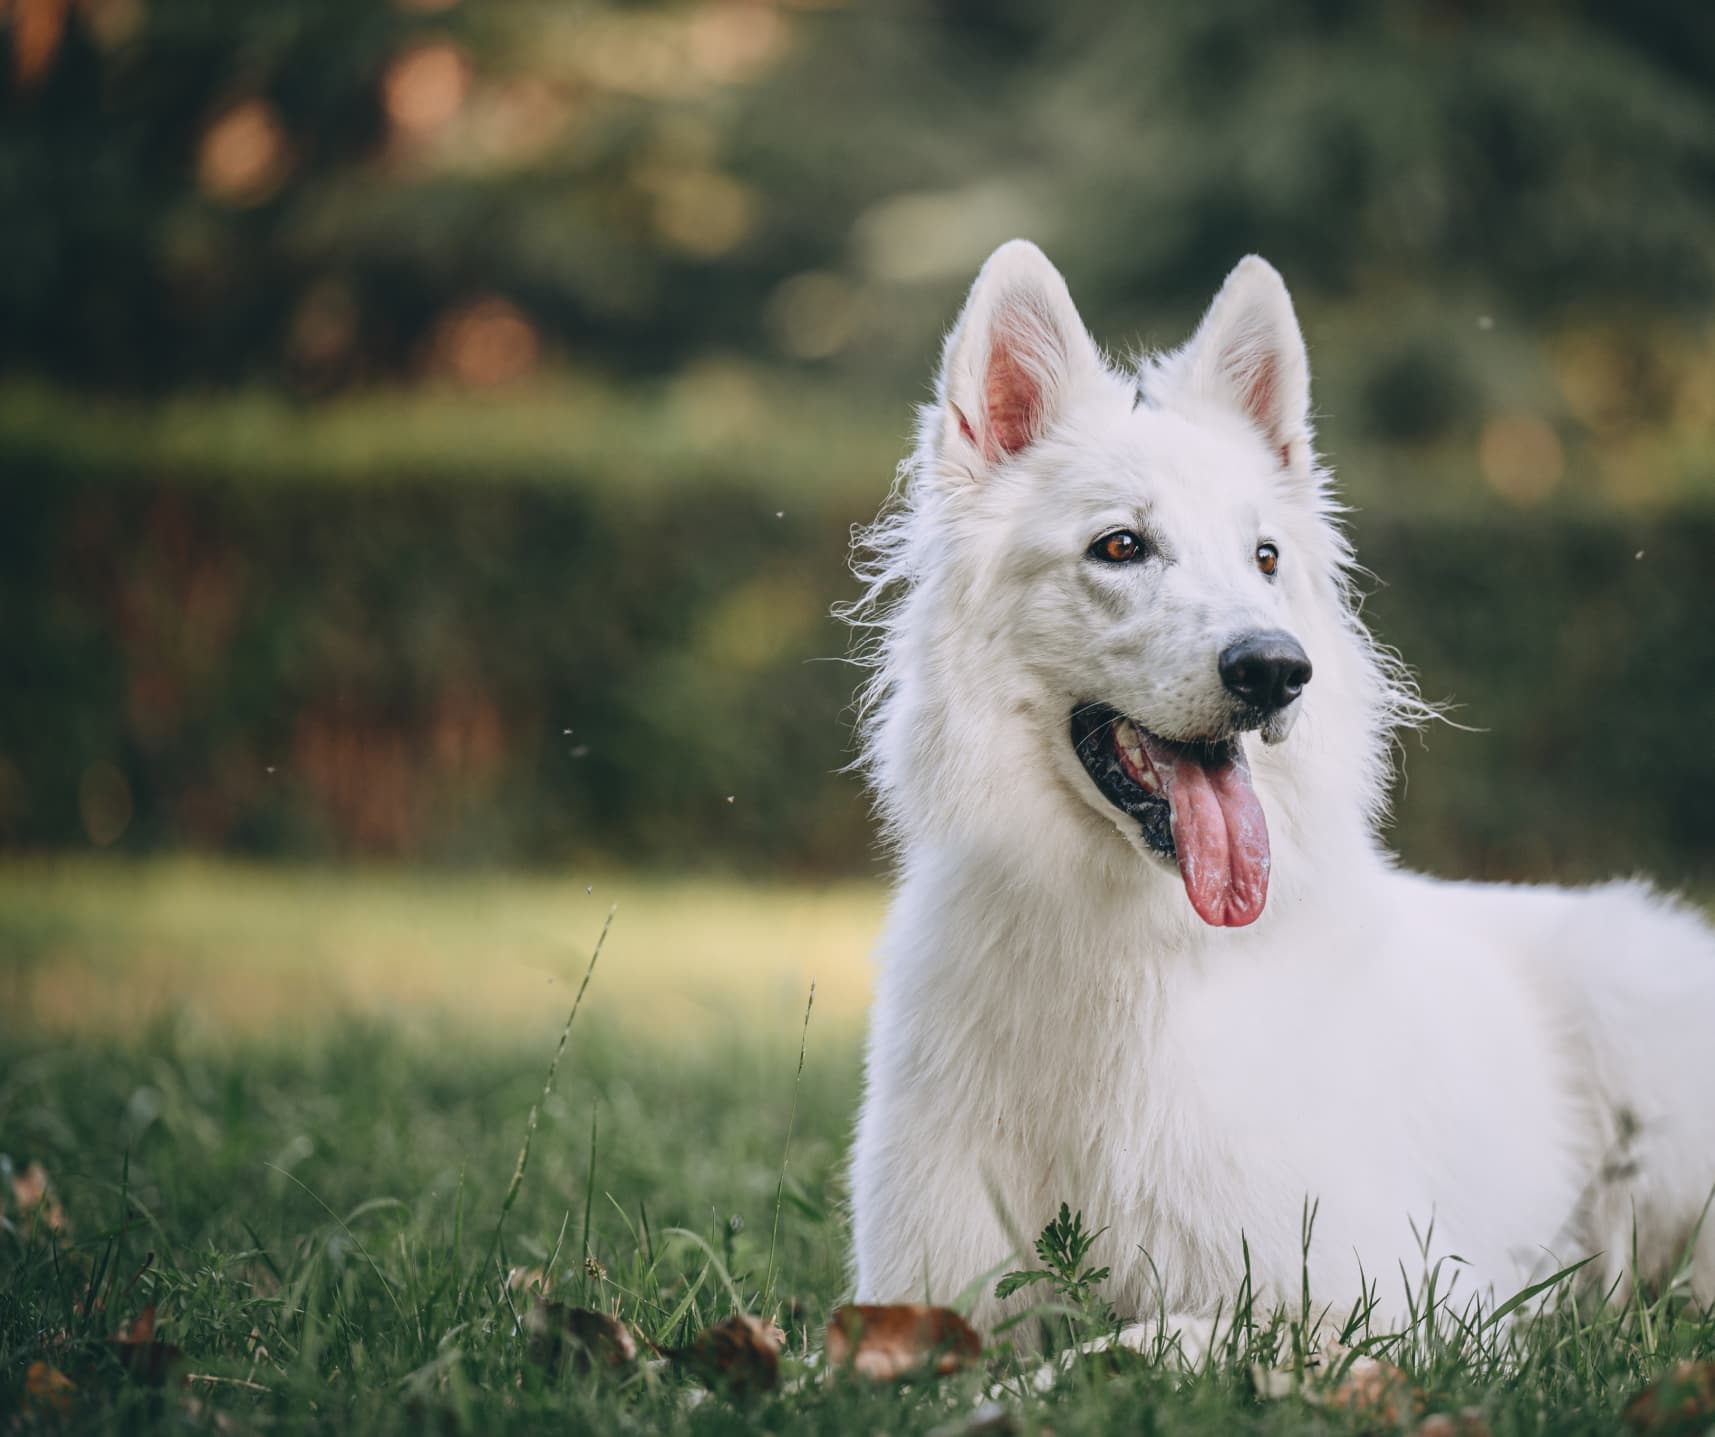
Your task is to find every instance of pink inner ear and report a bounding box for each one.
[1240,353,1278,435]
[984,334,1042,459]
[1232,348,1294,468]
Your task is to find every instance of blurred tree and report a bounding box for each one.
[4,0,1715,876]
[1,0,1710,434]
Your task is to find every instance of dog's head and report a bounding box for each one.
[856,241,1406,928]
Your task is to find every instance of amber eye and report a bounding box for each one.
[1091,530,1144,564]
[1255,542,1280,576]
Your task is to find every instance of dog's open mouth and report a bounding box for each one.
[1071,703,1271,928]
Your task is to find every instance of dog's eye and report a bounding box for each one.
[1255,542,1279,577]
[1090,530,1144,564]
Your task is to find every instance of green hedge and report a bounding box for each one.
[5,460,1713,888]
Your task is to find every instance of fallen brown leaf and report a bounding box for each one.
[1254,1341,1435,1425]
[826,1304,982,1381]
[114,1305,158,1343]
[670,1313,784,1397]
[1622,1360,1715,1435]
[24,1360,77,1416]
[109,1304,183,1387]
[11,1160,69,1233]
[1319,1352,1422,1427]
[523,1301,639,1375]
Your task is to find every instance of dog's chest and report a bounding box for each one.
[916,931,1237,1233]
[907,913,1585,1315]
[894,910,1418,1299]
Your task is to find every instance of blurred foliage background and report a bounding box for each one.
[4,0,1715,885]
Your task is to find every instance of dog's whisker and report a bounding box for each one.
[1069,698,1118,724]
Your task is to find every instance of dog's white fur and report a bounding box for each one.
[847,240,1715,1340]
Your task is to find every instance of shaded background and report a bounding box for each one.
[5,0,1715,887]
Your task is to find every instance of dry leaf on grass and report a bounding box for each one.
[669,1314,784,1397]
[523,1301,639,1375]
[1256,1345,1423,1426]
[1320,1352,1422,1426]
[10,1160,69,1233]
[25,1361,77,1416]
[109,1304,183,1387]
[1622,1360,1715,1435]
[825,1304,982,1381]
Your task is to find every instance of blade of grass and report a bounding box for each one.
[761,980,814,1315]
[265,1165,405,1322]
[580,1104,599,1304]
[662,1228,745,1310]
[1482,1255,1597,1330]
[493,903,615,1258]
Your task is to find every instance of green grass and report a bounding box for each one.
[3,861,1714,1432]
[0,858,884,1044]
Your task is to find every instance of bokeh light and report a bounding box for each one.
[383,40,473,140]
[1478,415,1565,506]
[197,98,293,206]
[427,295,542,388]
[767,271,860,360]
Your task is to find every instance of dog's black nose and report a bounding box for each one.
[1219,631,1312,714]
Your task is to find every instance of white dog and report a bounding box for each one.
[846,240,1715,1345]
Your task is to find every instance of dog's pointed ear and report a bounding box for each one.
[1176,256,1312,475]
[934,240,1102,477]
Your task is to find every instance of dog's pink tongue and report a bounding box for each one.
[1144,738,1270,928]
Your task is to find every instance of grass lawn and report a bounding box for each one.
[0,859,884,1044]
[3,859,1713,1433]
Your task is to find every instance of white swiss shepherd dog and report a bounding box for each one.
[847,239,1715,1351]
